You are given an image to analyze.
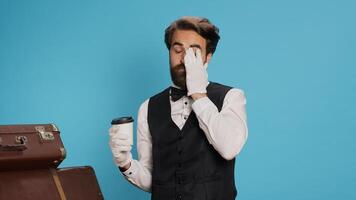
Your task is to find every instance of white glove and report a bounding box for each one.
[184,48,209,96]
[109,126,132,168]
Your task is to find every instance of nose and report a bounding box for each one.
[180,50,186,64]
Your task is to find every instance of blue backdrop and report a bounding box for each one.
[1,0,355,199]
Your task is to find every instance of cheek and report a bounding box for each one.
[169,52,181,65]
[201,53,208,63]
[200,50,207,59]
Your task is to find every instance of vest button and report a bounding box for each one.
[179,136,183,140]
[176,194,182,200]
[178,150,182,155]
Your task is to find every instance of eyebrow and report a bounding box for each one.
[172,42,202,50]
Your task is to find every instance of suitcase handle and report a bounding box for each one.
[0,144,27,151]
[0,136,28,152]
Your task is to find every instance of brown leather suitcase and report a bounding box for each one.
[0,166,104,200]
[0,124,66,171]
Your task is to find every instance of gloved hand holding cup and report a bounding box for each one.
[109,116,134,168]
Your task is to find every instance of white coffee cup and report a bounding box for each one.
[111,116,134,145]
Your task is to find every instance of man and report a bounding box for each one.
[109,16,248,200]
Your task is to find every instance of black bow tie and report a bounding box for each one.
[170,87,187,102]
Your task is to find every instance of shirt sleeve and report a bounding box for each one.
[121,99,153,192]
[191,88,248,160]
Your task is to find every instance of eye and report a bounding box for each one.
[173,46,184,53]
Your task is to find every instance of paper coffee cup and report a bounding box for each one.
[111,116,134,145]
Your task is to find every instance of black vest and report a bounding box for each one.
[148,82,237,200]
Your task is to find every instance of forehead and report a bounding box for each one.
[171,30,206,48]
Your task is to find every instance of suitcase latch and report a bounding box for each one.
[35,126,55,141]
[15,136,28,145]
[0,136,28,151]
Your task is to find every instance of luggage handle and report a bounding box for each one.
[0,136,28,151]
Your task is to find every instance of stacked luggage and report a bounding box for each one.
[0,124,104,200]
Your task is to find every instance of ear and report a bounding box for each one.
[206,53,212,64]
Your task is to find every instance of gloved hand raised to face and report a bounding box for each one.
[109,126,132,168]
[184,48,209,96]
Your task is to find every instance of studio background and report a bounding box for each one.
[1,0,355,199]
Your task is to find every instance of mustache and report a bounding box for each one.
[173,64,185,71]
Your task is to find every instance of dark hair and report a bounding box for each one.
[164,16,220,55]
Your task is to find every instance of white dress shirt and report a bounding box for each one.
[122,83,248,192]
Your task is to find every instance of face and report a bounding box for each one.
[169,30,212,89]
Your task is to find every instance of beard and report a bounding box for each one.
[170,63,187,89]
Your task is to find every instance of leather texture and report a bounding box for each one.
[0,124,66,171]
[0,166,104,200]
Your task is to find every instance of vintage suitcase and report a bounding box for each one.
[0,166,104,200]
[0,124,66,171]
